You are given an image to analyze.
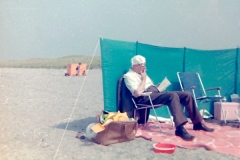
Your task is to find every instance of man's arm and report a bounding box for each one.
[132,69,146,97]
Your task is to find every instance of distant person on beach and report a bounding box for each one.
[65,64,70,76]
[123,55,214,141]
[82,70,86,76]
[76,63,81,76]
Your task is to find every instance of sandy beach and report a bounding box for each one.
[0,68,239,160]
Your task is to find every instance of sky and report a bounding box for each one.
[0,0,240,60]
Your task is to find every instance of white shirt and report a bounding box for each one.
[123,69,153,94]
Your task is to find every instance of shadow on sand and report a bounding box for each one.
[52,116,97,132]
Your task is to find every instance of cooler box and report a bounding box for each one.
[214,102,240,120]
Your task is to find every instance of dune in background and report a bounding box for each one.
[0,55,101,69]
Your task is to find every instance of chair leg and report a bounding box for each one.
[203,103,206,118]
[166,106,174,129]
[220,101,227,123]
[151,107,162,132]
[199,102,208,119]
[144,108,147,126]
[236,110,240,122]
[148,96,162,132]
[133,109,136,120]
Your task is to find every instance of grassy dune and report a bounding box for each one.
[0,55,101,69]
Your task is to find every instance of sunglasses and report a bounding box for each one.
[138,63,146,66]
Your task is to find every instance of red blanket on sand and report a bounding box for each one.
[136,121,240,158]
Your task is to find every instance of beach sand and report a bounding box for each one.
[0,68,239,160]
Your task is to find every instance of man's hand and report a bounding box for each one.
[140,69,147,80]
[133,69,147,97]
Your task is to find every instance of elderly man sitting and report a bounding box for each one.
[123,55,214,141]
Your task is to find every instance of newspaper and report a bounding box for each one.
[157,77,171,92]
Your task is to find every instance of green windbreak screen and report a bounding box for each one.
[185,48,237,113]
[137,43,184,91]
[100,38,136,112]
[137,43,185,117]
[100,38,239,117]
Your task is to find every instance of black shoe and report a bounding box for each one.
[175,128,195,141]
[193,123,214,132]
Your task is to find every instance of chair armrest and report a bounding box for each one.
[205,87,221,91]
[141,92,152,96]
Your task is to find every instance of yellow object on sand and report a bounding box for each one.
[112,111,129,121]
[105,111,129,121]
[91,119,114,133]
[105,112,116,121]
[91,111,129,133]
[91,123,108,133]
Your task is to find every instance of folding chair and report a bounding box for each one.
[117,75,174,132]
[177,72,227,123]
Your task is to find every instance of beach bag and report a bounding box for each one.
[94,120,138,146]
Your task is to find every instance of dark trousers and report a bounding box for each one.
[134,86,202,128]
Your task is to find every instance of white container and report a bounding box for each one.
[214,102,240,121]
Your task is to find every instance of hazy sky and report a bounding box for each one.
[1,0,240,60]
